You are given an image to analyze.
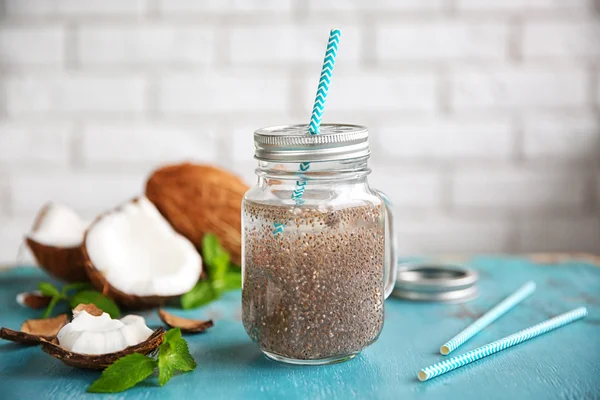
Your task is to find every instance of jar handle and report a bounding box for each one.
[373,189,398,299]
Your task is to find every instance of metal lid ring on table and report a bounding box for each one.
[392,264,479,303]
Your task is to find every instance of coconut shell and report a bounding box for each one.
[17,291,52,309]
[145,163,248,265]
[40,327,165,370]
[158,309,213,334]
[26,239,88,283]
[0,314,68,345]
[26,203,88,283]
[81,197,200,309]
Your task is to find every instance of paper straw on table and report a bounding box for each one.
[418,306,587,382]
[440,281,536,355]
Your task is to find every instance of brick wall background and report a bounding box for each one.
[0,0,599,262]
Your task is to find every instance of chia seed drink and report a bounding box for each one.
[243,123,398,365]
[242,200,385,362]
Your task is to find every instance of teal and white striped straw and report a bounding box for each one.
[288,29,341,209]
[440,281,536,355]
[419,306,587,382]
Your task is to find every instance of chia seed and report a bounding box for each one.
[242,200,385,361]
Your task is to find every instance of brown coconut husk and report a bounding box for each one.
[40,327,165,370]
[145,163,247,265]
[81,197,202,309]
[0,314,68,345]
[158,309,213,334]
[26,203,88,283]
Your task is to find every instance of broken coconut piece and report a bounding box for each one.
[16,290,52,309]
[0,314,68,345]
[158,309,214,334]
[41,328,165,370]
[56,307,154,355]
[82,197,202,308]
[26,203,89,282]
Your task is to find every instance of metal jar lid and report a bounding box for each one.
[392,264,479,303]
[253,123,370,162]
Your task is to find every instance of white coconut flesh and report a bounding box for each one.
[28,204,88,247]
[57,310,153,355]
[85,197,201,297]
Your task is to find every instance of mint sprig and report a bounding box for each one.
[38,281,120,318]
[87,353,157,393]
[181,233,242,309]
[88,328,196,393]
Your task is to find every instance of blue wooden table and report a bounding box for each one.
[1,256,599,399]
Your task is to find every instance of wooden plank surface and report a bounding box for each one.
[0,256,599,399]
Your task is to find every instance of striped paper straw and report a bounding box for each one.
[289,29,341,208]
[419,306,588,382]
[440,281,536,355]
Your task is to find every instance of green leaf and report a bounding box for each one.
[87,353,157,393]
[42,296,62,318]
[172,338,196,372]
[157,343,176,386]
[157,337,196,386]
[38,282,61,298]
[164,328,182,348]
[61,282,92,296]
[69,290,121,318]
[223,270,242,291]
[181,280,218,310]
[201,234,220,265]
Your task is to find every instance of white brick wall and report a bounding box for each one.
[4,0,147,16]
[0,26,65,67]
[376,22,509,61]
[522,113,600,160]
[522,20,600,59]
[78,25,215,67]
[375,118,514,160]
[0,0,598,263]
[452,166,587,211]
[81,122,219,168]
[450,67,588,111]
[4,74,147,115]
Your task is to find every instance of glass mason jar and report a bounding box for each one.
[242,124,397,365]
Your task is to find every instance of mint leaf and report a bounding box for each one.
[38,282,61,298]
[158,343,176,386]
[223,270,242,291]
[61,282,92,296]
[87,353,157,393]
[157,334,196,386]
[164,328,182,348]
[181,280,217,310]
[172,338,196,372]
[42,295,62,318]
[69,290,121,318]
[202,234,230,294]
[201,234,219,265]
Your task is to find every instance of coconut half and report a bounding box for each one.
[41,305,164,369]
[81,197,202,309]
[26,203,89,282]
[0,314,68,345]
